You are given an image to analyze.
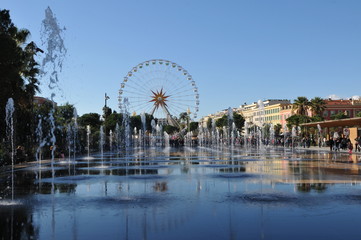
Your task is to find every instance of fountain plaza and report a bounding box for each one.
[2,134,361,240]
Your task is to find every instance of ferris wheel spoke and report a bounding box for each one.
[167,101,193,109]
[123,74,151,94]
[130,74,156,93]
[167,84,194,96]
[167,103,193,112]
[168,86,192,96]
[168,100,194,104]
[166,102,190,113]
[169,89,196,98]
[171,94,198,100]
[122,84,150,96]
[121,90,151,99]
[125,81,150,95]
[130,101,152,109]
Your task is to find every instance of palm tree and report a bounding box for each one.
[310,97,326,117]
[0,9,41,161]
[292,97,310,116]
[179,112,190,130]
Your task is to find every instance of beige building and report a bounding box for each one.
[239,99,292,127]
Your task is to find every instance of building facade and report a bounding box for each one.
[239,99,292,127]
[322,99,361,120]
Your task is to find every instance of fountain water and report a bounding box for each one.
[73,108,78,160]
[291,126,297,148]
[86,125,91,158]
[150,119,156,147]
[35,117,47,180]
[257,100,265,150]
[283,124,288,148]
[227,107,234,146]
[244,122,249,150]
[5,98,15,201]
[211,119,217,147]
[115,123,120,152]
[67,124,72,160]
[269,123,275,146]
[100,126,105,165]
[317,124,322,147]
[109,130,113,151]
[122,98,131,149]
[164,132,170,148]
[40,6,67,184]
[141,112,146,147]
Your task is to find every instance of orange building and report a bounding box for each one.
[322,99,361,120]
[33,96,57,107]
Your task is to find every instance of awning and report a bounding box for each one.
[300,117,361,128]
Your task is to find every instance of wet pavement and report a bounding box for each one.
[1,146,361,239]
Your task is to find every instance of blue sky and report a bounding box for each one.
[2,0,361,119]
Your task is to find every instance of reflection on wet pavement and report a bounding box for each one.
[1,147,361,240]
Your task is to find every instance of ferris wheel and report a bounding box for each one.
[118,59,199,126]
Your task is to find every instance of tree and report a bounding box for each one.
[331,112,349,120]
[215,115,227,128]
[189,122,198,132]
[286,114,311,129]
[233,112,245,131]
[55,103,75,126]
[78,113,102,132]
[215,112,245,131]
[310,97,326,117]
[163,125,179,135]
[357,112,361,118]
[206,118,212,130]
[0,9,41,162]
[102,106,112,120]
[274,123,282,136]
[292,97,310,116]
[130,115,141,131]
[311,115,324,122]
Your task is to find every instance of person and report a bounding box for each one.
[347,139,353,154]
[335,138,341,151]
[329,137,334,151]
[355,137,359,152]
